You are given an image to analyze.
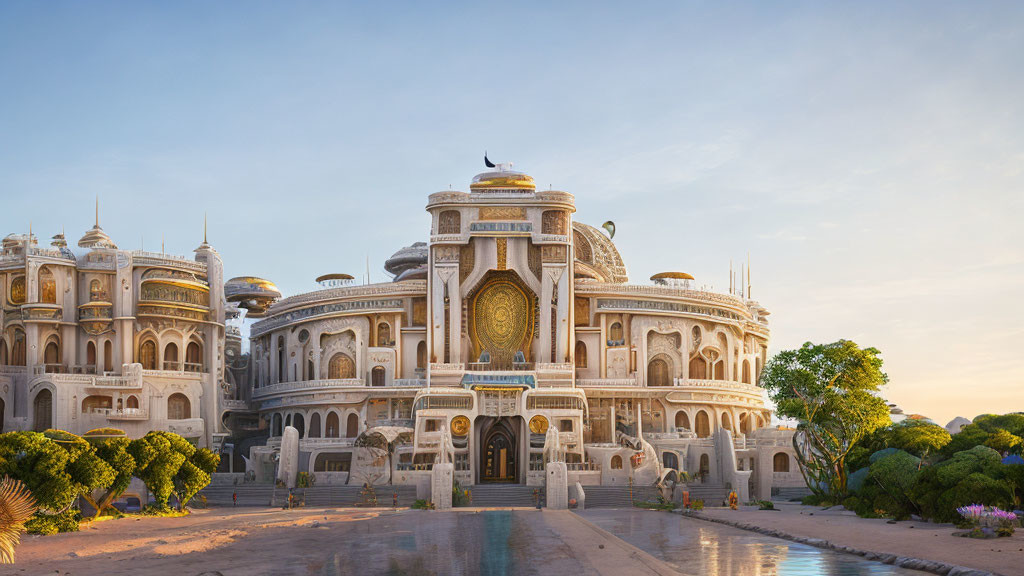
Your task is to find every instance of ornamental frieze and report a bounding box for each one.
[252,298,404,336]
[598,298,743,322]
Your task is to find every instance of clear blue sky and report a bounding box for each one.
[2,2,1022,423]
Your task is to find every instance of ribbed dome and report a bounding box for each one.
[78,224,117,249]
[385,242,428,277]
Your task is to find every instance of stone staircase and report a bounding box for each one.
[580,485,660,508]
[772,486,812,502]
[466,484,539,507]
[199,484,276,507]
[682,483,731,507]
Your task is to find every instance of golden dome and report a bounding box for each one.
[470,170,536,191]
[651,271,695,281]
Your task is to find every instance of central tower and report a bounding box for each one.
[425,161,575,383]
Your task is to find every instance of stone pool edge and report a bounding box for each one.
[682,511,997,576]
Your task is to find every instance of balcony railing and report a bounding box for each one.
[253,378,365,398]
[467,361,534,372]
[86,407,148,419]
[576,377,640,387]
[392,378,426,387]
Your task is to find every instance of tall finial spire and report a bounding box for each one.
[95,195,100,227]
[161,234,165,254]
[203,212,207,244]
[741,264,746,299]
[729,260,733,294]
[747,252,751,298]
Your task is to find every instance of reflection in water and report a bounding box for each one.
[581,510,925,576]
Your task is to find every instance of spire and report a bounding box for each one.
[741,264,746,299]
[95,195,99,227]
[729,260,733,294]
[203,212,207,244]
[747,252,752,299]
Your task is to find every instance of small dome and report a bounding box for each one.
[385,242,428,278]
[224,276,282,318]
[78,224,117,249]
[470,169,535,191]
[572,222,628,283]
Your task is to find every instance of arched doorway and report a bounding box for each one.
[674,411,690,431]
[167,393,190,419]
[478,417,520,483]
[468,272,535,369]
[695,410,711,438]
[325,412,340,437]
[647,357,671,386]
[328,353,355,379]
[309,413,321,438]
[662,451,679,470]
[33,389,52,431]
[346,413,359,437]
[371,366,385,387]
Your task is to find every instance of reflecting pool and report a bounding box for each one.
[580,509,927,575]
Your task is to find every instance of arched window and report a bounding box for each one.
[126,395,139,409]
[371,366,385,387]
[309,413,322,438]
[0,339,6,366]
[82,394,112,413]
[272,413,283,437]
[164,342,179,371]
[346,413,359,438]
[306,359,314,380]
[90,279,103,302]
[186,341,202,371]
[742,360,751,384]
[167,393,191,420]
[416,341,427,370]
[139,339,156,370]
[437,210,461,234]
[39,267,56,304]
[11,329,26,366]
[9,276,25,305]
[86,341,97,368]
[695,410,711,438]
[675,411,690,431]
[574,341,587,369]
[33,389,53,431]
[688,355,706,380]
[662,452,679,470]
[541,210,566,235]
[720,412,732,430]
[713,360,725,380]
[276,336,286,383]
[326,412,340,438]
[647,357,671,387]
[608,322,623,345]
[104,340,113,372]
[739,413,751,434]
[292,413,305,438]
[328,353,355,379]
[377,322,392,346]
[773,452,790,473]
[43,339,60,370]
[610,455,623,469]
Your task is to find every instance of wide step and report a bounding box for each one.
[467,485,538,507]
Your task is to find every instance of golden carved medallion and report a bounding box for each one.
[529,415,549,434]
[479,207,526,221]
[469,272,534,366]
[450,415,470,436]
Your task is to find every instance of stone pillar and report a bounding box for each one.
[734,470,753,503]
[553,268,569,362]
[539,270,553,363]
[546,462,568,510]
[278,426,300,489]
[447,272,461,364]
[431,463,453,509]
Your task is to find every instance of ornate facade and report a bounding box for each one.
[0,212,234,451]
[242,164,805,500]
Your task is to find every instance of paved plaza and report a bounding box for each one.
[7,506,951,576]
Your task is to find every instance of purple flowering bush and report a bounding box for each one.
[956,504,1019,537]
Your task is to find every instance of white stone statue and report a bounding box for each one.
[543,426,564,464]
[435,424,455,466]
[277,426,300,489]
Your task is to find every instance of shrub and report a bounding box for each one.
[411,499,434,510]
[25,510,81,535]
[691,499,704,511]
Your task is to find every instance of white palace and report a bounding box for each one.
[0,163,805,502]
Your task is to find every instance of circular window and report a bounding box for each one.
[450,415,470,436]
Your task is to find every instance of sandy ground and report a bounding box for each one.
[6,507,681,576]
[695,503,1024,575]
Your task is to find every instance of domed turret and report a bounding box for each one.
[470,159,535,192]
[79,199,117,249]
[385,242,428,281]
[224,276,281,318]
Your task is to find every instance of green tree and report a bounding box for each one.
[129,432,186,510]
[983,429,1022,454]
[761,340,891,500]
[910,445,1012,522]
[170,439,219,511]
[941,423,991,457]
[80,429,136,519]
[890,420,951,460]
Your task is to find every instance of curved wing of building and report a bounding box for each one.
[239,163,804,500]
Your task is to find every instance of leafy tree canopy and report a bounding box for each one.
[761,340,890,499]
